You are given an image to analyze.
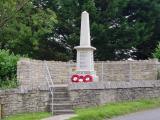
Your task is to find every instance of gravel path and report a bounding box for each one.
[41,114,77,120]
[109,108,160,120]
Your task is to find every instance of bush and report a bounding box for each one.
[0,49,20,88]
[153,42,160,60]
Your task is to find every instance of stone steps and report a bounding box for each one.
[52,109,75,115]
[50,99,71,104]
[51,88,68,92]
[50,85,68,91]
[48,86,74,115]
[52,98,70,102]
[51,93,70,98]
[51,103,73,110]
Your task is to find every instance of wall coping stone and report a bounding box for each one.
[69,80,160,90]
[0,87,49,95]
[18,58,159,64]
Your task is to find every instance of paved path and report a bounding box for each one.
[110,108,160,120]
[42,114,77,120]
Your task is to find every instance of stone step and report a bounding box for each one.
[48,85,74,115]
[53,91,69,95]
[53,109,74,115]
[52,98,70,102]
[49,93,70,98]
[49,99,71,104]
[51,87,68,92]
[51,89,68,93]
[53,91,68,94]
[50,103,73,110]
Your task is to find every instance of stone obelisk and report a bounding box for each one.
[74,11,98,82]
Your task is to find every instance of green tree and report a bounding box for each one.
[0,0,29,28]
[125,0,160,59]
[45,0,160,60]
[1,0,160,61]
[0,0,66,60]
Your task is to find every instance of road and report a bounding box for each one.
[110,108,160,120]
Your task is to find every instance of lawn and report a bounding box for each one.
[3,112,51,120]
[70,98,160,120]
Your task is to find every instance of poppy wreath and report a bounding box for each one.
[79,75,84,82]
[83,74,93,82]
[71,74,79,82]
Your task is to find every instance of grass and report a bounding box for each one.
[70,98,160,120]
[3,112,51,120]
[0,78,18,89]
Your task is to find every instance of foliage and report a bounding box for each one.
[0,49,20,88]
[0,0,160,60]
[153,42,160,60]
[0,0,65,60]
[0,0,29,28]
[45,0,160,60]
[4,112,51,120]
[70,98,160,120]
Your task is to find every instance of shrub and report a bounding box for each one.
[0,49,20,88]
[153,42,160,60]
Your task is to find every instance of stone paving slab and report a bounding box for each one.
[42,114,77,120]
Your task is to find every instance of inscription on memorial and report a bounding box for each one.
[79,51,90,69]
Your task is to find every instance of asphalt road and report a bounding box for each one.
[110,108,160,120]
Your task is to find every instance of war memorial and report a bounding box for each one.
[0,11,160,118]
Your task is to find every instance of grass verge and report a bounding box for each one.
[70,98,160,120]
[3,112,51,120]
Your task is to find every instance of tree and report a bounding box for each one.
[1,0,160,61]
[44,0,160,60]
[125,0,160,59]
[0,0,29,28]
[0,0,67,60]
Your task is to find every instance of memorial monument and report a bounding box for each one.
[71,11,98,82]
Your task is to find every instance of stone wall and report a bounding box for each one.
[69,80,160,108]
[0,88,49,117]
[1,59,158,117]
[17,59,159,89]
[1,80,160,117]
[95,60,158,81]
[17,59,69,89]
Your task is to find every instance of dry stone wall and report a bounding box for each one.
[1,59,159,117]
[1,80,160,117]
[69,80,160,108]
[17,59,69,89]
[17,59,159,89]
[0,88,49,117]
[95,60,158,81]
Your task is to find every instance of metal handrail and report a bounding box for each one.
[44,61,54,115]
